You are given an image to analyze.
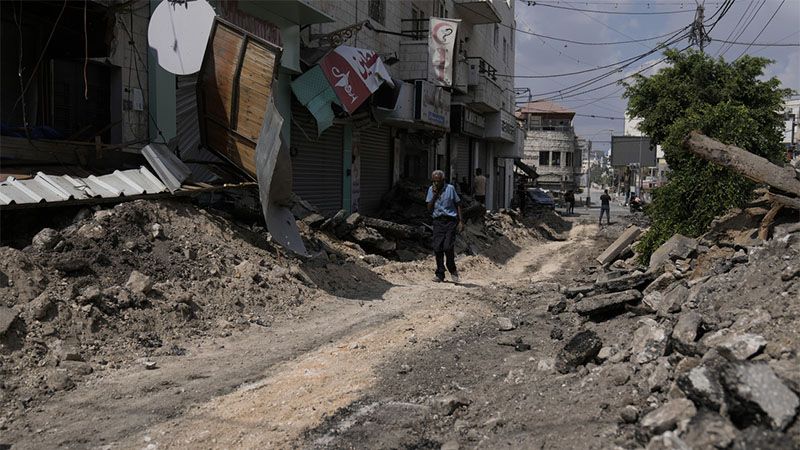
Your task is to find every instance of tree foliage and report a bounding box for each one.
[623,49,792,261]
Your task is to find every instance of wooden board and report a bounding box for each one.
[198,19,282,179]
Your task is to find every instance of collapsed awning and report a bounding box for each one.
[291,46,394,134]
[514,159,539,179]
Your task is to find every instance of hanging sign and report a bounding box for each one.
[319,46,394,114]
[428,17,460,87]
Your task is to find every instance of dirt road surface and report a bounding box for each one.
[7,218,623,449]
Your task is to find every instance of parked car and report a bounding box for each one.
[526,188,556,209]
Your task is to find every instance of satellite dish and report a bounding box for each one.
[148,0,216,75]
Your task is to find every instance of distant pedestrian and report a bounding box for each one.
[427,170,463,283]
[473,168,487,204]
[599,189,611,226]
[565,190,575,214]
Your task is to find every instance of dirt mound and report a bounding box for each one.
[0,200,318,424]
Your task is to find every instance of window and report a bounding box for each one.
[368,0,385,25]
[552,152,562,167]
[437,0,446,17]
[493,24,499,47]
[566,152,573,167]
[539,151,550,166]
[411,6,424,40]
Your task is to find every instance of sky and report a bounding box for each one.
[512,0,800,153]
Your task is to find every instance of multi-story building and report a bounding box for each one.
[293,0,522,213]
[517,100,582,192]
[623,114,667,191]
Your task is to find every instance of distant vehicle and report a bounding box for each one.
[526,188,556,209]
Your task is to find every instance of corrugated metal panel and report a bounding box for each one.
[176,74,221,183]
[0,167,167,206]
[358,125,392,216]
[291,103,343,215]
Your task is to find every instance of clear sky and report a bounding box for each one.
[512,0,800,153]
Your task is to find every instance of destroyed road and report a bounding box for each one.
[1,199,799,449]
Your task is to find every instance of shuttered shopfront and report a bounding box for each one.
[454,135,471,187]
[357,125,392,215]
[290,103,344,215]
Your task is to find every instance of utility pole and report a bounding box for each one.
[689,1,711,53]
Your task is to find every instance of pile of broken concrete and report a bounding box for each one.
[553,207,800,448]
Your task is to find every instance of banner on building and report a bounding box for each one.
[428,17,460,87]
[319,46,395,114]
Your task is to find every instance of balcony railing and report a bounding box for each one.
[400,18,429,41]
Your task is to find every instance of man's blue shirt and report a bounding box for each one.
[426,183,461,218]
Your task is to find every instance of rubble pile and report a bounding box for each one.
[0,199,319,424]
[291,182,558,266]
[550,205,800,447]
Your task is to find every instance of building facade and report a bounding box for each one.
[517,101,582,193]
[294,0,522,213]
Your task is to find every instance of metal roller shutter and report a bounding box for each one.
[454,135,470,186]
[290,103,343,215]
[358,125,392,215]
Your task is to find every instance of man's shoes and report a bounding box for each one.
[450,273,460,283]
[433,276,444,283]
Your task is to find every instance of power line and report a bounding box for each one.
[523,1,694,15]
[715,0,756,56]
[529,0,725,4]
[721,0,768,58]
[736,0,787,59]
[515,25,690,46]
[712,38,798,47]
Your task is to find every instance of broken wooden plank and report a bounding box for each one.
[596,225,641,265]
[683,131,800,196]
[768,191,800,210]
[758,204,783,240]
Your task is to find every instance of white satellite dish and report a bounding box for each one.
[148,0,216,75]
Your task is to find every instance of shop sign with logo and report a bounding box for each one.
[414,80,450,129]
[319,46,394,114]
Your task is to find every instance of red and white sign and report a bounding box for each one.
[319,46,394,114]
[428,18,460,87]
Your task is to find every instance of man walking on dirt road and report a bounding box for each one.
[473,168,487,204]
[599,189,611,226]
[427,170,463,283]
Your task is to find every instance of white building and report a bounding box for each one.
[784,98,799,160]
[517,100,583,192]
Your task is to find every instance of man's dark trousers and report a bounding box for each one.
[433,216,458,279]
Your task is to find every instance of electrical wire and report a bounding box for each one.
[10,0,68,116]
[514,24,691,46]
[120,7,168,144]
[736,0,787,59]
[713,38,798,47]
[524,27,689,99]
[524,1,694,15]
[721,0,768,58]
[714,0,756,56]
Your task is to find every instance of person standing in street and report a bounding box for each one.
[473,168,487,205]
[599,189,611,226]
[427,170,463,283]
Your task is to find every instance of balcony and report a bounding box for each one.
[453,0,501,24]
[467,75,503,113]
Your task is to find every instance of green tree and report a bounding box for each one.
[623,49,792,262]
